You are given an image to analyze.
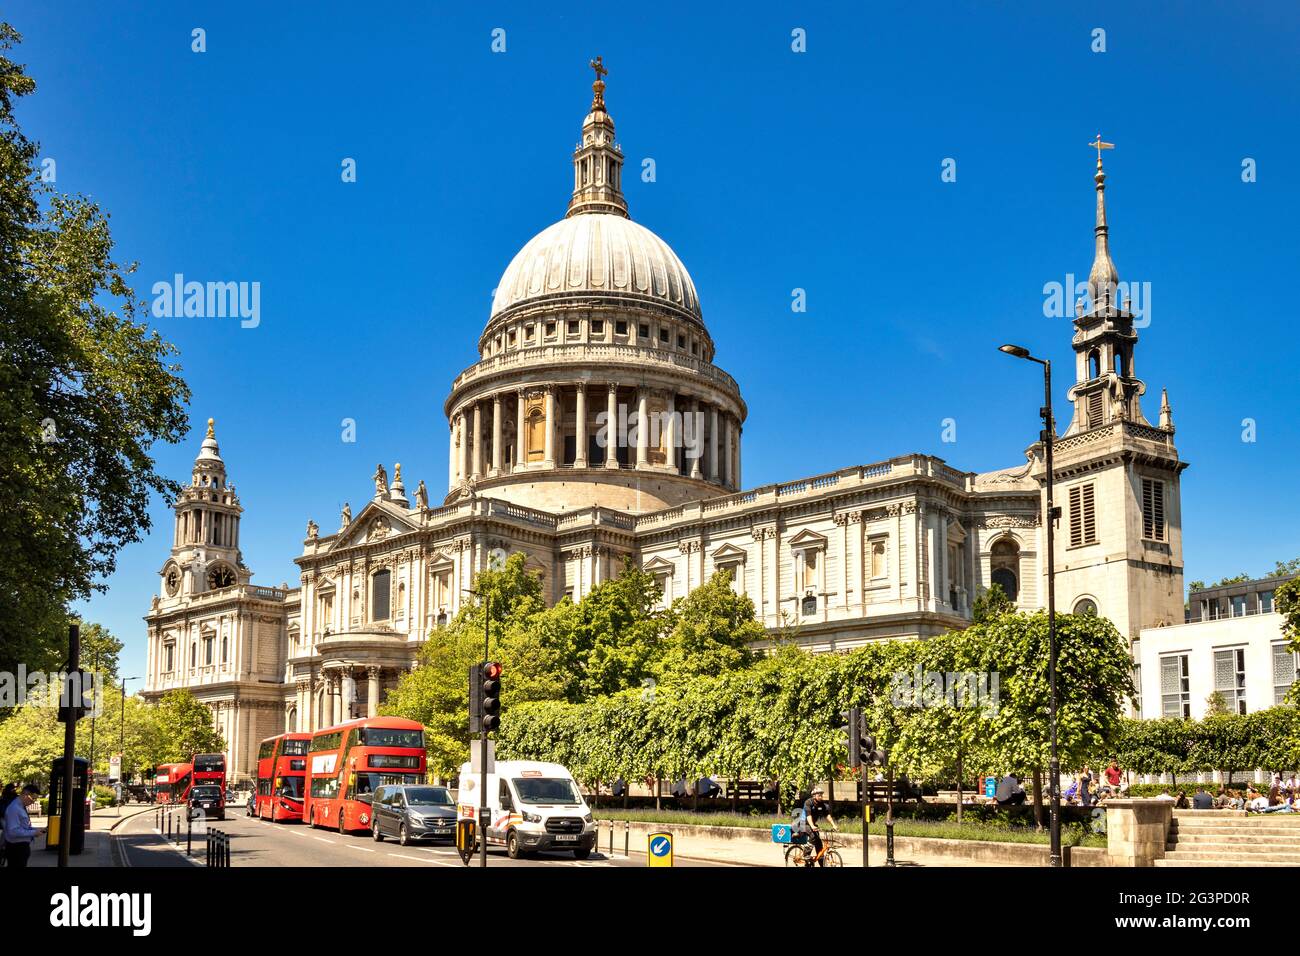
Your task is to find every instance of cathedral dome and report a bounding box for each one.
[489,213,701,326]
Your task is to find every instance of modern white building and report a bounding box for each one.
[143,66,1187,781]
[1135,575,1296,720]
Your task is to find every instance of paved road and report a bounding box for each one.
[114,805,729,868]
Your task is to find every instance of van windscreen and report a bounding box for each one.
[512,777,581,805]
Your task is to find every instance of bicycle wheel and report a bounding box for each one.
[823,849,843,867]
[784,844,808,867]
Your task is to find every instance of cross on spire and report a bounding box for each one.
[589,55,608,110]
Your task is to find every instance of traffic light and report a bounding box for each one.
[468,663,483,734]
[840,707,861,768]
[481,661,502,732]
[860,731,887,768]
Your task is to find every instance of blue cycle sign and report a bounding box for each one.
[647,831,673,867]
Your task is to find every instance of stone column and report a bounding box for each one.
[605,383,619,469]
[367,666,381,718]
[543,387,556,466]
[491,394,503,476]
[708,406,720,482]
[515,390,526,472]
[471,403,483,478]
[331,673,343,726]
[689,399,703,479]
[723,415,733,487]
[575,384,588,467]
[735,425,742,488]
[666,392,678,473]
[447,421,457,488]
[636,389,649,467]
[459,411,471,483]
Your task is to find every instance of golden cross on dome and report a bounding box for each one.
[1089,134,1115,164]
[590,56,608,82]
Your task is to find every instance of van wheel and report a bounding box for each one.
[372,820,384,842]
[399,823,410,847]
[574,846,591,860]
[507,829,521,859]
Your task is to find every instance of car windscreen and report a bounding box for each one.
[404,787,453,806]
[512,777,581,805]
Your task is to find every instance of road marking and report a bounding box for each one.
[313,837,334,844]
[346,844,375,853]
[388,853,458,865]
[288,830,306,837]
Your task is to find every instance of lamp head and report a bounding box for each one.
[999,344,1032,359]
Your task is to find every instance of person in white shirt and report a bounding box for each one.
[2,785,41,867]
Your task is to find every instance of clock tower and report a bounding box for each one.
[159,418,249,600]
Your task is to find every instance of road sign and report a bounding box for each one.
[108,755,121,782]
[984,776,997,798]
[647,831,673,867]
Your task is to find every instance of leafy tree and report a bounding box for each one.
[1279,576,1300,651]
[1204,690,1229,717]
[78,621,123,683]
[653,569,761,681]
[155,690,224,762]
[971,583,1015,624]
[1272,558,1300,578]
[0,25,191,679]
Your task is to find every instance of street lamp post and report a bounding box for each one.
[999,343,1063,868]
[118,677,139,814]
[464,587,491,869]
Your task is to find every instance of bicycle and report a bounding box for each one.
[783,829,843,868]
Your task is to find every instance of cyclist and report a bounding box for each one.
[801,785,838,866]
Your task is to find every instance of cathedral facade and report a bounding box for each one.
[143,70,1186,782]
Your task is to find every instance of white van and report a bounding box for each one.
[456,760,596,859]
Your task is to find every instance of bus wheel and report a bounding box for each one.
[337,812,346,835]
[372,819,384,842]
[507,829,521,860]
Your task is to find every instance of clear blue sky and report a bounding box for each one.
[9,1,1297,681]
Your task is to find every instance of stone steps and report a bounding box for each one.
[1170,832,1300,842]
[1155,859,1296,868]
[1161,811,1300,865]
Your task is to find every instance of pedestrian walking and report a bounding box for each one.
[2,784,41,867]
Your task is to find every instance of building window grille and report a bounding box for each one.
[1069,483,1096,547]
[1141,478,1165,541]
[1160,654,1190,718]
[1213,647,1247,715]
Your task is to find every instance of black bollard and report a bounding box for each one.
[187,812,192,856]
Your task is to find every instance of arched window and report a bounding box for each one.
[526,407,546,461]
[1113,351,1125,377]
[371,569,391,621]
[1074,597,1098,616]
[220,635,228,663]
[1088,350,1101,380]
[989,538,1021,602]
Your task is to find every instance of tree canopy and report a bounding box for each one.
[0,23,190,677]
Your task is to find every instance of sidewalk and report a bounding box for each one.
[24,804,152,868]
[596,820,992,867]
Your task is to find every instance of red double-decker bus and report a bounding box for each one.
[255,733,310,822]
[154,763,193,804]
[193,753,226,789]
[305,717,426,834]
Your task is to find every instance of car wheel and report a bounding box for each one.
[507,829,521,859]
[574,846,592,860]
[372,819,384,842]
[399,822,410,847]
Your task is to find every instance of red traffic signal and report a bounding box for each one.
[483,661,503,681]
[481,662,502,732]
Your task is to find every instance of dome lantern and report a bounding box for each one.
[566,56,628,220]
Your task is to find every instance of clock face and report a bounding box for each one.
[207,565,235,590]
[164,568,180,596]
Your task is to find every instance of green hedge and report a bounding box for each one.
[1110,709,1300,776]
[496,610,1136,800]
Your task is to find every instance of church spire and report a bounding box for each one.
[1087,134,1119,310]
[566,56,629,219]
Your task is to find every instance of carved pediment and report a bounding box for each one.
[329,500,420,550]
[711,542,748,564]
[787,528,828,550]
[642,555,676,574]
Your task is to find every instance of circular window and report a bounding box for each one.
[1074,598,1098,616]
